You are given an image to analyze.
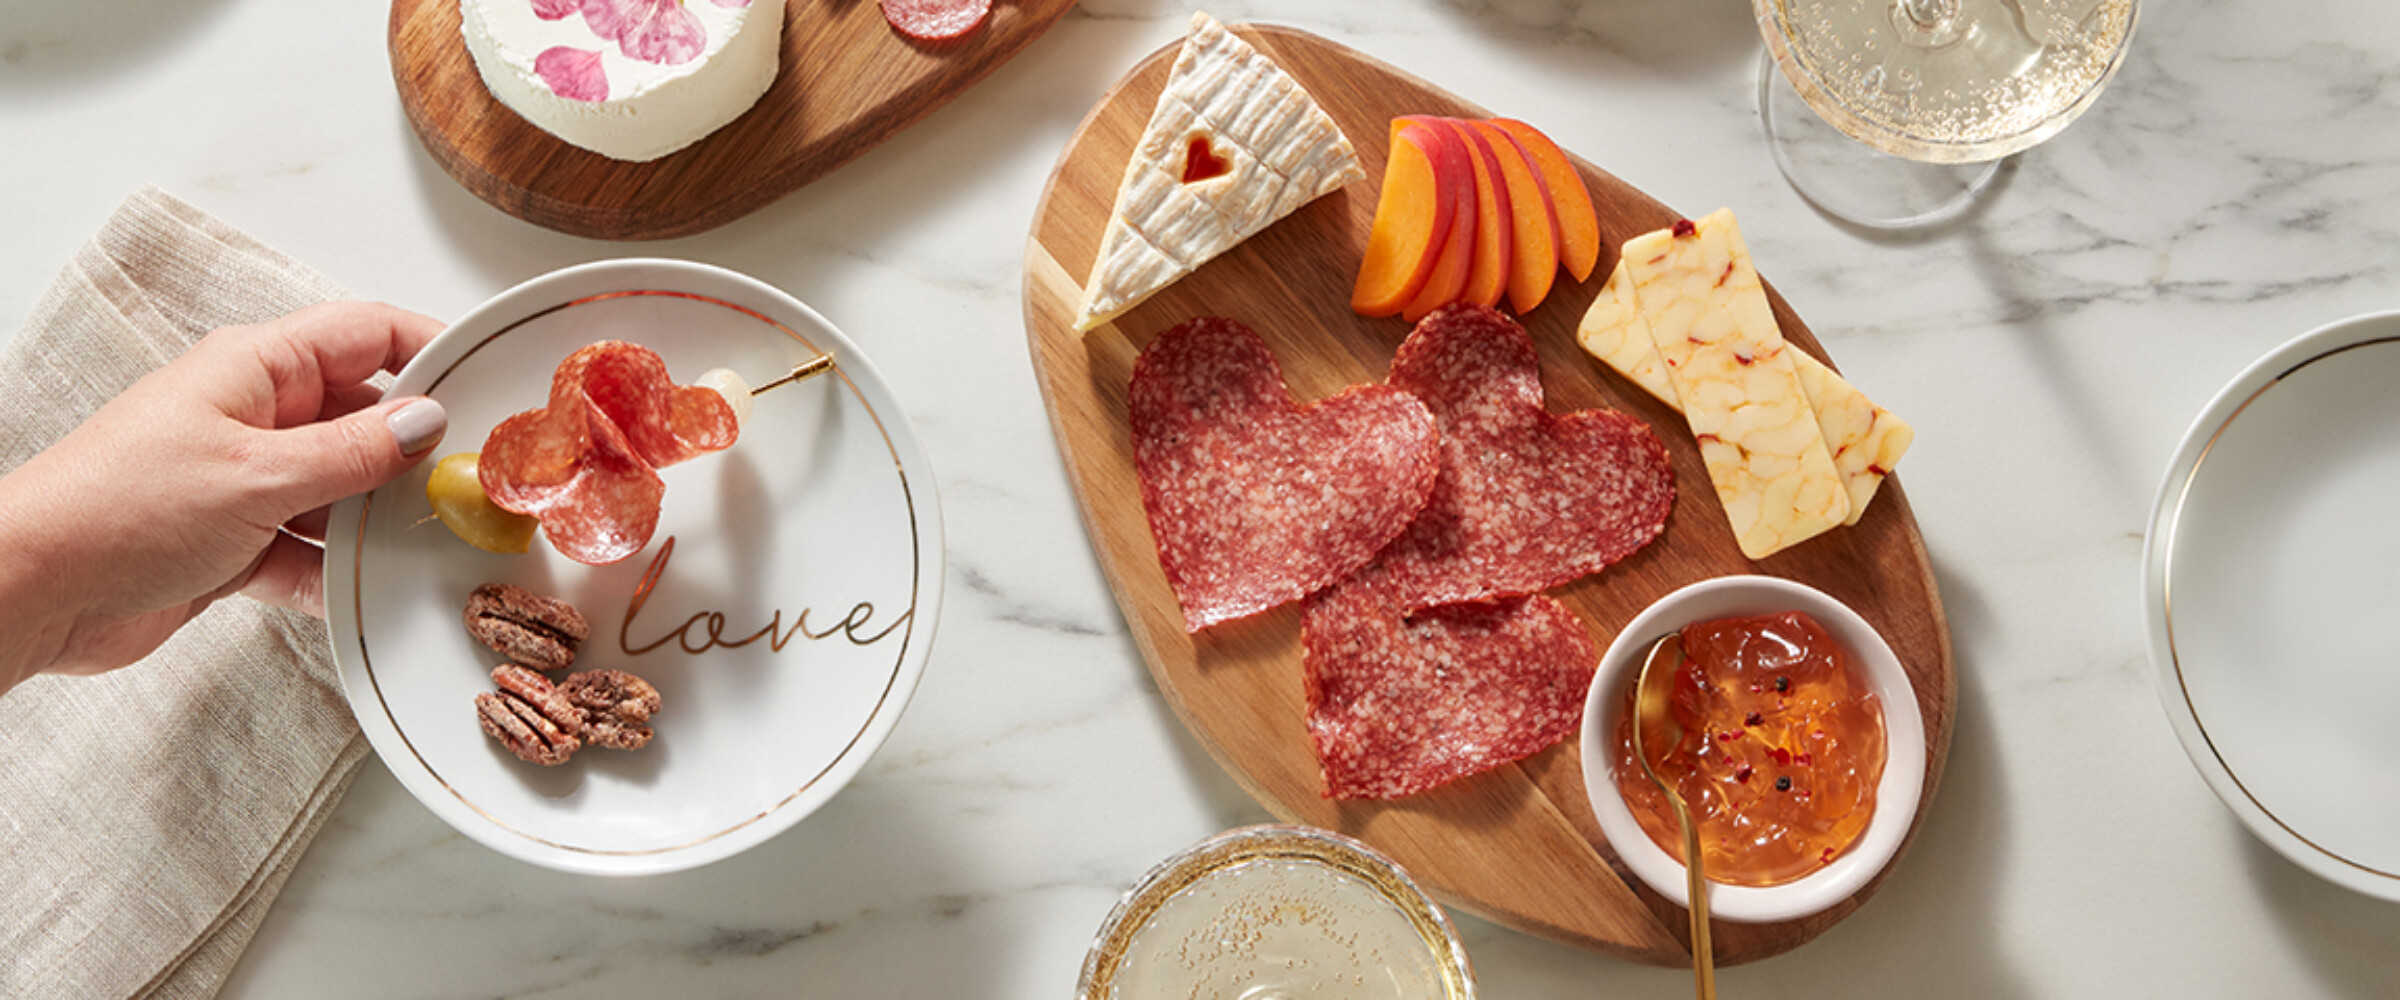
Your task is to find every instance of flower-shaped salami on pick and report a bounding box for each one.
[479,341,739,565]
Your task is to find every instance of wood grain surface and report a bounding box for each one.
[1022,24,1956,966]
[390,0,1076,240]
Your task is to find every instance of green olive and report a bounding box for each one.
[426,452,538,554]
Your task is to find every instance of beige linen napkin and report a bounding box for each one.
[0,188,373,999]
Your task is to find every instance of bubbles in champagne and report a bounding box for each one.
[1080,829,1472,1000]
[1765,0,2137,161]
[1113,859,1446,1000]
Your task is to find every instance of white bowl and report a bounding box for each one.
[326,259,943,875]
[1580,575,1925,923]
[2144,309,2400,900]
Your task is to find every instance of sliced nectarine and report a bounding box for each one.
[1470,119,1560,315]
[1352,121,1467,317]
[1490,118,1599,283]
[1396,120,1480,322]
[1449,118,1514,310]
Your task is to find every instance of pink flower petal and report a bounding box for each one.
[532,0,579,19]
[615,0,707,65]
[535,46,609,102]
[578,0,634,42]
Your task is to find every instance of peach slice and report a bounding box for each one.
[1352,121,1468,317]
[1466,119,1558,315]
[1491,118,1599,283]
[1399,120,1482,322]
[1449,118,1515,310]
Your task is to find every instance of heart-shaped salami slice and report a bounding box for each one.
[1372,304,1674,610]
[1131,317,1439,632]
[1303,573,1596,799]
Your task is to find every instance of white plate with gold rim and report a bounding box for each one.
[326,259,941,875]
[2145,309,2400,900]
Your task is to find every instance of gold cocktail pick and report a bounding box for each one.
[750,352,835,396]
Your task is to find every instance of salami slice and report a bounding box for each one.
[879,0,991,41]
[1130,317,1439,632]
[1371,304,1674,610]
[1303,572,1596,800]
[480,341,738,565]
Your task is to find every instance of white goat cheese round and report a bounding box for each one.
[461,0,785,163]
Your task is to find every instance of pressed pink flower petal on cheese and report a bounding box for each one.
[610,0,708,65]
[535,46,608,102]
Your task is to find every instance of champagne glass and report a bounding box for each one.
[1754,0,2139,228]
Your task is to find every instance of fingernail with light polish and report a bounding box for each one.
[387,397,448,456]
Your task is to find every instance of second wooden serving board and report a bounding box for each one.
[1022,24,1955,966]
[391,0,1077,240]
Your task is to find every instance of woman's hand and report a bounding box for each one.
[0,301,448,692]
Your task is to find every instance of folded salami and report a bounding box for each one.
[480,341,739,565]
[1130,317,1439,632]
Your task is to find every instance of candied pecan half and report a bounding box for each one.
[476,664,585,765]
[560,669,661,751]
[464,582,589,672]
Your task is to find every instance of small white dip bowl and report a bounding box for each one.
[1580,575,1926,923]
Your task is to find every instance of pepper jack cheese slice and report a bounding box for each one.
[1075,12,1365,332]
[1789,351,1913,525]
[1577,259,1675,405]
[1578,257,1913,526]
[1620,209,1849,558]
[461,0,785,163]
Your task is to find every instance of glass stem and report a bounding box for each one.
[1900,0,1960,28]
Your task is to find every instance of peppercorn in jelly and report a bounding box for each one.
[1613,610,1886,887]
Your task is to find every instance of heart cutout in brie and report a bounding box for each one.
[1180,133,1233,184]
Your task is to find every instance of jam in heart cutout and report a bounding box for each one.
[1130,317,1438,632]
[1180,134,1233,184]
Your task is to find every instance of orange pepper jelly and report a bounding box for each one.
[1612,611,1886,887]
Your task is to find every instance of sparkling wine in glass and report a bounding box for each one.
[1754,0,2139,228]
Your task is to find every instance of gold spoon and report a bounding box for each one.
[1634,632,1715,1000]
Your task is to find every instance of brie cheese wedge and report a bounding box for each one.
[1075,12,1365,332]
[462,0,785,163]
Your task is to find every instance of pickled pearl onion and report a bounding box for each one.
[695,367,753,434]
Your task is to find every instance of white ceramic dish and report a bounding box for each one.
[1580,575,1926,923]
[2144,309,2400,901]
[326,259,942,876]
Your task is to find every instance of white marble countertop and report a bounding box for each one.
[7,0,2400,996]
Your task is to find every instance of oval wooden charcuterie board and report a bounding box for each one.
[390,0,1077,240]
[1021,24,1956,966]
